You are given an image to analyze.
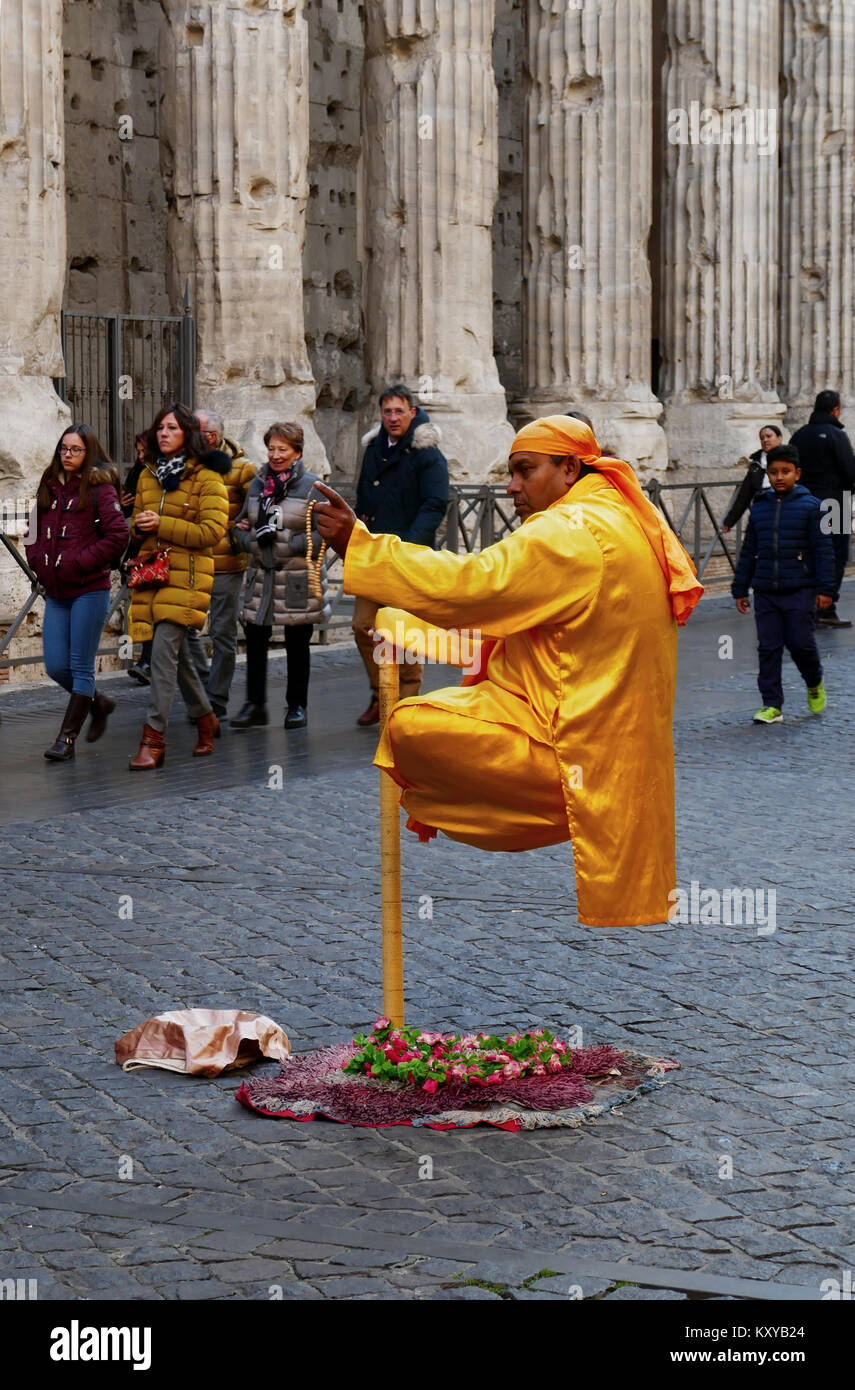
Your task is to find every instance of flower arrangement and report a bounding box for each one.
[343,1018,580,1094]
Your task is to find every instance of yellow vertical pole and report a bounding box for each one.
[378,655,403,1025]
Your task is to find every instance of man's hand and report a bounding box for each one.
[312,481,357,557]
[135,510,160,533]
[735,596,751,614]
[817,594,834,611]
[235,517,250,531]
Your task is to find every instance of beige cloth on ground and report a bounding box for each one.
[115,1008,291,1077]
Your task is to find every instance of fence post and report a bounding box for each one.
[479,486,494,549]
[180,283,196,408]
[693,486,702,571]
[107,315,121,461]
[445,495,458,553]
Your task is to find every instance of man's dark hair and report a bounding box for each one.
[760,424,782,438]
[565,410,593,428]
[815,389,841,414]
[766,444,800,467]
[379,383,415,409]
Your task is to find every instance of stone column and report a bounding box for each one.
[0,0,70,639]
[779,0,855,419]
[158,0,326,472]
[361,0,513,483]
[659,0,785,470]
[517,0,666,473]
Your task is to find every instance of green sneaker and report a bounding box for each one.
[807,682,826,714]
[753,706,783,723]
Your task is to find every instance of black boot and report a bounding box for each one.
[86,689,116,743]
[284,706,307,729]
[44,692,93,761]
[232,701,268,728]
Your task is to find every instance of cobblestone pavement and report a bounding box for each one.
[1,593,854,1301]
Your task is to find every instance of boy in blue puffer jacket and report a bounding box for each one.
[732,444,836,723]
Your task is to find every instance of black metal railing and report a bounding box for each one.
[645,477,744,579]
[53,288,195,473]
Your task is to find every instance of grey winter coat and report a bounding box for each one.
[235,458,330,628]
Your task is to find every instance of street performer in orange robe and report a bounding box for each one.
[314,417,702,927]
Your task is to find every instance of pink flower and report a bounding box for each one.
[422,1078,440,1094]
[503,1061,522,1078]
[374,1017,391,1030]
[487,1071,503,1084]
[534,1063,546,1075]
[547,1055,562,1072]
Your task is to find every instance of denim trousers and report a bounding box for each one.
[42,590,111,698]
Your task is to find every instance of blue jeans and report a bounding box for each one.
[43,590,111,698]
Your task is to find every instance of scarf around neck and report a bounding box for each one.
[155,453,187,491]
[255,463,296,545]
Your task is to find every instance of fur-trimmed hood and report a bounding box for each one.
[361,407,442,452]
[199,448,232,476]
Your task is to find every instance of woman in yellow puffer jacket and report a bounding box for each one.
[128,403,229,769]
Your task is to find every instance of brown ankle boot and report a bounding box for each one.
[86,689,116,743]
[357,697,380,726]
[44,692,93,761]
[193,710,220,756]
[129,723,166,770]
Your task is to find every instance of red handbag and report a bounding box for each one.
[127,545,171,589]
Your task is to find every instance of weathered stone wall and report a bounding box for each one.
[0,0,70,673]
[158,0,326,473]
[62,0,171,315]
[304,0,369,489]
[492,0,524,404]
[779,0,855,426]
[659,0,785,472]
[361,0,513,482]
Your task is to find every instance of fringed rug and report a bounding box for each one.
[236,1043,679,1131]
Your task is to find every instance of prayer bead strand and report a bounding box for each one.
[305,500,327,600]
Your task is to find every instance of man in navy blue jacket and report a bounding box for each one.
[732,444,836,723]
[352,383,449,725]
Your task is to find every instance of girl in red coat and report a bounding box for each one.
[26,424,129,760]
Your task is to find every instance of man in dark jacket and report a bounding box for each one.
[789,390,855,626]
[732,444,836,722]
[352,383,449,725]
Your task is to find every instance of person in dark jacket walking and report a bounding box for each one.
[231,422,329,730]
[732,445,836,723]
[26,424,129,759]
[789,390,855,626]
[721,425,783,532]
[352,383,449,725]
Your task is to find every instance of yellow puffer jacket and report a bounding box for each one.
[129,452,229,641]
[214,437,257,574]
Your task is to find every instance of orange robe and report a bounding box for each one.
[343,472,679,927]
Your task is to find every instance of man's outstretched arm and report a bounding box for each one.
[313,481,603,636]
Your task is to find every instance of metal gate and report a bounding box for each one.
[53,290,195,472]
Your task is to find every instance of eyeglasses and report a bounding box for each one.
[60,446,85,456]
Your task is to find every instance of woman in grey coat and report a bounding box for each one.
[232,422,330,729]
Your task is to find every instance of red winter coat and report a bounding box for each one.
[26,471,129,601]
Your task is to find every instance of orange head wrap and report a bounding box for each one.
[510,416,703,625]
